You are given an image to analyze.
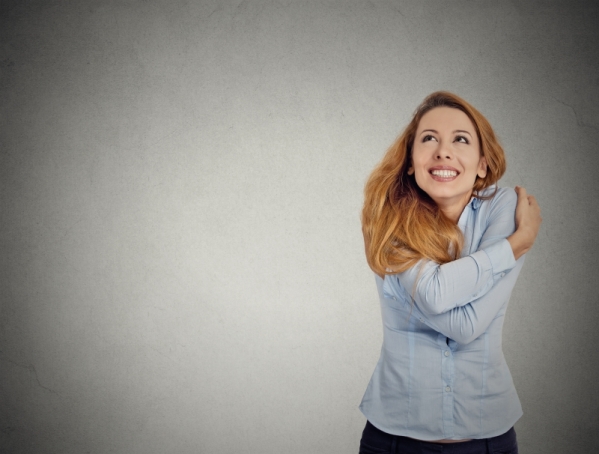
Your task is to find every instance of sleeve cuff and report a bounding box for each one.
[482,239,517,276]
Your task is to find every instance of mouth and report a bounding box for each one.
[429,167,459,181]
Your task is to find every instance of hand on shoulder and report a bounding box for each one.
[507,186,542,259]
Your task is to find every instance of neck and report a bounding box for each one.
[439,206,463,223]
[435,192,473,224]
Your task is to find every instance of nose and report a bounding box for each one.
[435,142,454,160]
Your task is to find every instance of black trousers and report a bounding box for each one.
[359,421,518,454]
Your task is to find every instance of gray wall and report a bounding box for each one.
[1,1,598,453]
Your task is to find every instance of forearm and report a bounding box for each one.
[410,257,524,344]
[388,239,515,315]
[508,228,535,260]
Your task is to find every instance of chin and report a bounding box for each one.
[424,188,473,206]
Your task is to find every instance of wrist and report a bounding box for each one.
[507,231,531,260]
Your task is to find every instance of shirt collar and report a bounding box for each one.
[471,184,497,210]
[470,196,482,210]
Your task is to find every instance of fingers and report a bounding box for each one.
[516,185,540,202]
[515,186,529,209]
[525,194,540,213]
[515,187,540,209]
[515,185,527,198]
[527,195,542,221]
[527,196,536,208]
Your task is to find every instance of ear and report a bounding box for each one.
[407,167,414,175]
[477,157,488,178]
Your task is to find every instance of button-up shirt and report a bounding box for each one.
[359,187,524,440]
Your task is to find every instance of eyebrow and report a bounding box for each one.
[453,129,473,136]
[419,129,473,136]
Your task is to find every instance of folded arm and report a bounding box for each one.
[385,188,518,316]
[415,257,524,344]
[379,255,524,345]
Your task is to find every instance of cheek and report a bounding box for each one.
[411,149,427,168]
[413,169,427,190]
[411,152,430,187]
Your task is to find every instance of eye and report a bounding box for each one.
[422,134,437,142]
[455,135,470,144]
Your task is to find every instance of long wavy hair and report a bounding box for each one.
[362,91,507,276]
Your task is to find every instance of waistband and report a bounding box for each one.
[362,421,517,454]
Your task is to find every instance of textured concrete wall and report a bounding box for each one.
[1,1,598,453]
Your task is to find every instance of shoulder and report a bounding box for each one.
[476,186,517,219]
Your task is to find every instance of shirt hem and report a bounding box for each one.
[359,406,523,441]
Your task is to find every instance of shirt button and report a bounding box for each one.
[445,386,451,392]
[444,351,450,357]
[500,272,506,277]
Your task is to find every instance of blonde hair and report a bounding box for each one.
[362,91,506,276]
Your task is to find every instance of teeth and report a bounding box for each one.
[431,170,457,177]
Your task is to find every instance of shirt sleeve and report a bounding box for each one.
[406,256,525,345]
[384,188,518,316]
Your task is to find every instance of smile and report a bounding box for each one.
[430,169,458,177]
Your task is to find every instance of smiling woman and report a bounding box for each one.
[409,107,489,222]
[358,92,542,453]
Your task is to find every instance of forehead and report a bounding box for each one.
[417,107,476,132]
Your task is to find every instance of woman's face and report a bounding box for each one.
[410,107,487,215]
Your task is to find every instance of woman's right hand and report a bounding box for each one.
[507,186,543,259]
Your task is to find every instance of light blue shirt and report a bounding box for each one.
[360,187,524,440]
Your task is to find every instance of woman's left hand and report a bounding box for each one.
[508,186,542,259]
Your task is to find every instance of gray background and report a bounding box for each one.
[1,0,598,453]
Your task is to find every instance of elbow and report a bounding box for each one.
[419,273,451,315]
[452,326,479,345]
[454,333,477,345]
[420,302,445,316]
[418,290,447,316]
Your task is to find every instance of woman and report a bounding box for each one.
[359,92,542,454]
